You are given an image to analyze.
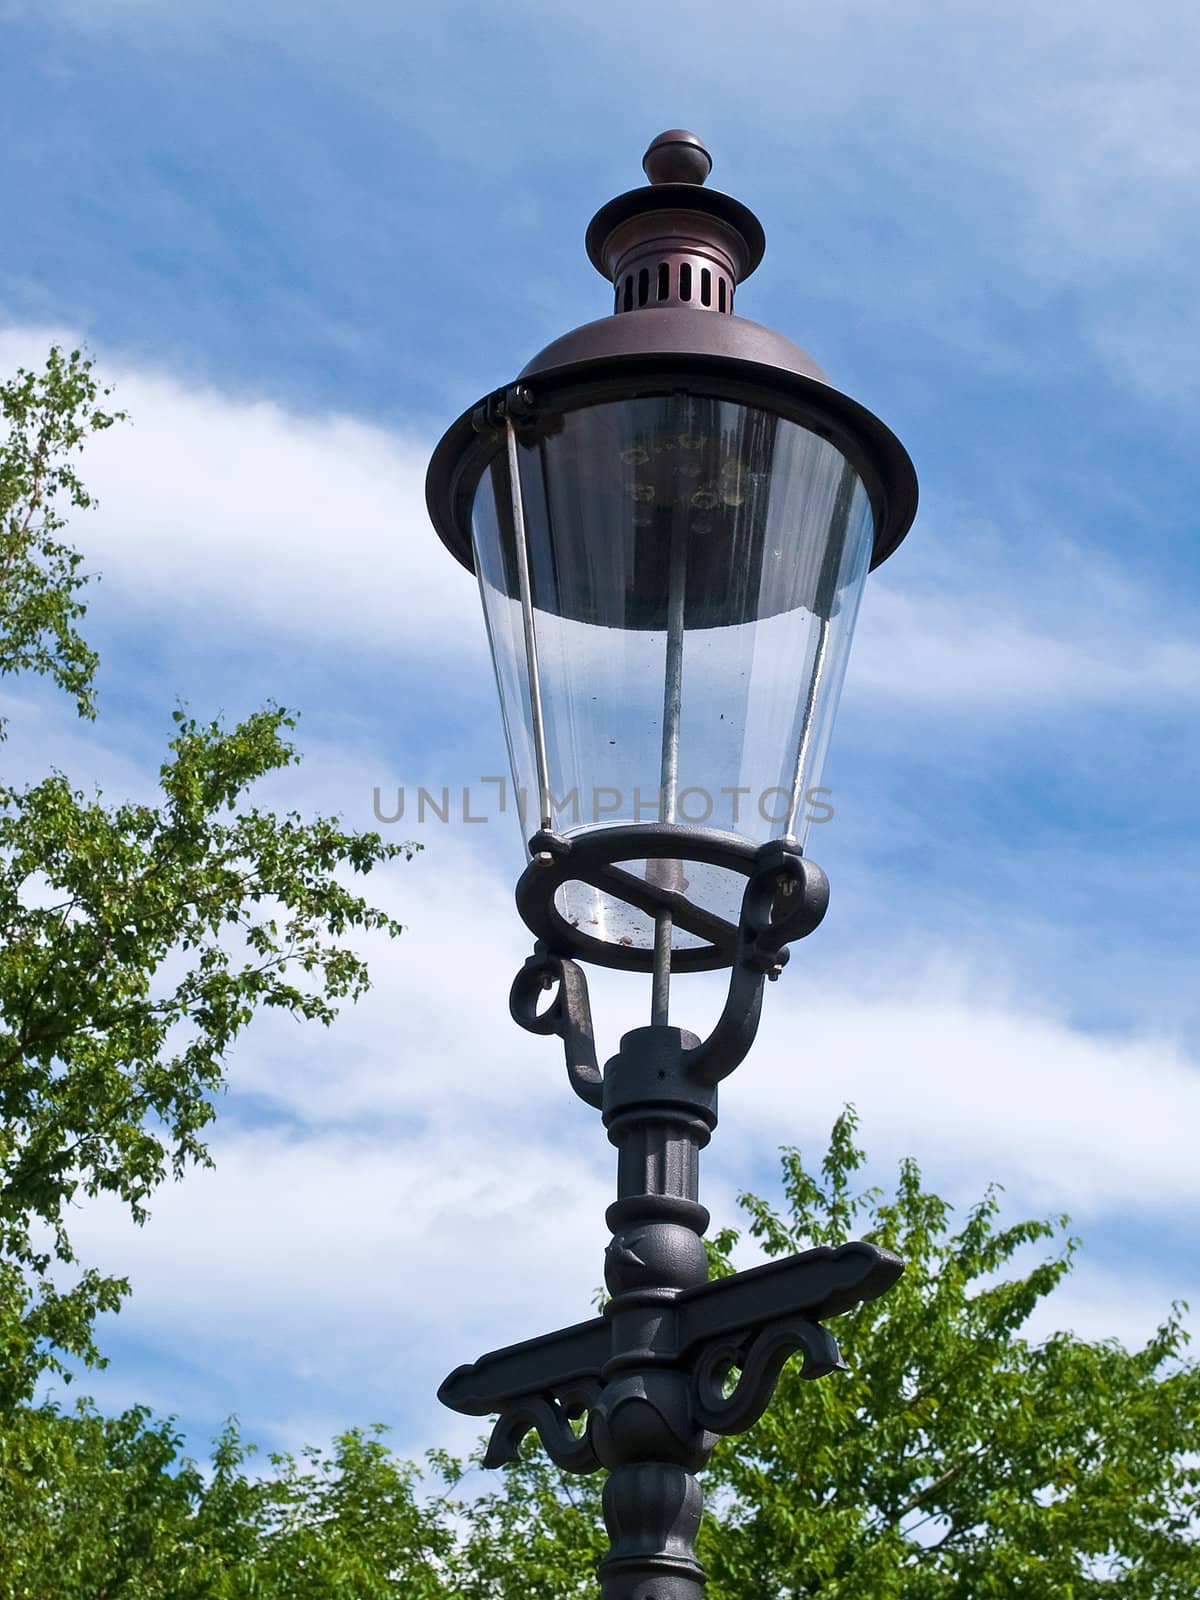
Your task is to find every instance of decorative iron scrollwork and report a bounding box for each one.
[686,844,829,1085]
[482,1380,604,1473]
[691,1317,844,1436]
[509,943,603,1109]
[511,827,830,1094]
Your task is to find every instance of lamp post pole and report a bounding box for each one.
[426,131,919,1599]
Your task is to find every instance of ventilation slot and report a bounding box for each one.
[679,262,692,302]
[637,267,650,307]
[718,278,727,312]
[700,268,711,307]
[622,275,634,312]
[657,262,670,301]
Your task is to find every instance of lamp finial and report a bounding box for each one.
[642,129,713,187]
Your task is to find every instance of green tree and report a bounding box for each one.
[0,1407,455,1598]
[0,344,111,719]
[4,349,1196,1596]
[0,347,412,1407]
[697,1111,1200,1597]
[434,1110,1200,1598]
[229,1426,456,1599]
[2,1115,1196,1595]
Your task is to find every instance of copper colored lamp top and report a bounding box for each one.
[425,129,919,581]
[641,129,714,186]
[586,130,766,317]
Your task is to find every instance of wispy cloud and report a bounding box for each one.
[5,0,1198,1466]
[15,1,1200,417]
[4,326,1194,722]
[65,843,1198,1457]
[855,582,1200,711]
[0,327,479,659]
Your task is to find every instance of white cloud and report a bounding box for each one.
[71,1121,615,1459]
[4,325,1197,724]
[731,966,1200,1219]
[1022,1257,1190,1354]
[852,584,1200,711]
[0,325,482,663]
[5,0,1198,1474]
[53,806,1197,1458]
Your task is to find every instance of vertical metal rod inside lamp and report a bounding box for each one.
[783,613,829,841]
[651,517,687,1025]
[505,417,553,833]
[783,458,857,840]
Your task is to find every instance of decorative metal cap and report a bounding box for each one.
[586,130,766,316]
[426,130,918,585]
[642,129,713,186]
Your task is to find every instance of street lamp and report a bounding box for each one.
[427,131,918,1600]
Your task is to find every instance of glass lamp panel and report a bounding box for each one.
[471,393,873,948]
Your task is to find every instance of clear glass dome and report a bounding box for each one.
[471,392,874,950]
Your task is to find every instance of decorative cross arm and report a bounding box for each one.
[438,1313,610,1414]
[438,1314,610,1472]
[680,1242,902,1435]
[677,1240,903,1349]
[438,1242,901,1475]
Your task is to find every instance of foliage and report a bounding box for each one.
[430,1111,1200,1598]
[0,348,413,1406]
[0,346,121,725]
[697,1110,1200,1597]
[2,1117,1196,1595]
[0,1407,454,1598]
[434,1444,606,1599]
[3,347,1195,1592]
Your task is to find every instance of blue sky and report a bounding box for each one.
[2,0,1198,1465]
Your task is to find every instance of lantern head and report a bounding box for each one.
[426,132,916,971]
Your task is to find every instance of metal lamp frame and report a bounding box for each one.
[426,334,918,580]
[426,131,918,1600]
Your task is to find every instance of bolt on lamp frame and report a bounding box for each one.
[426,131,918,1600]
